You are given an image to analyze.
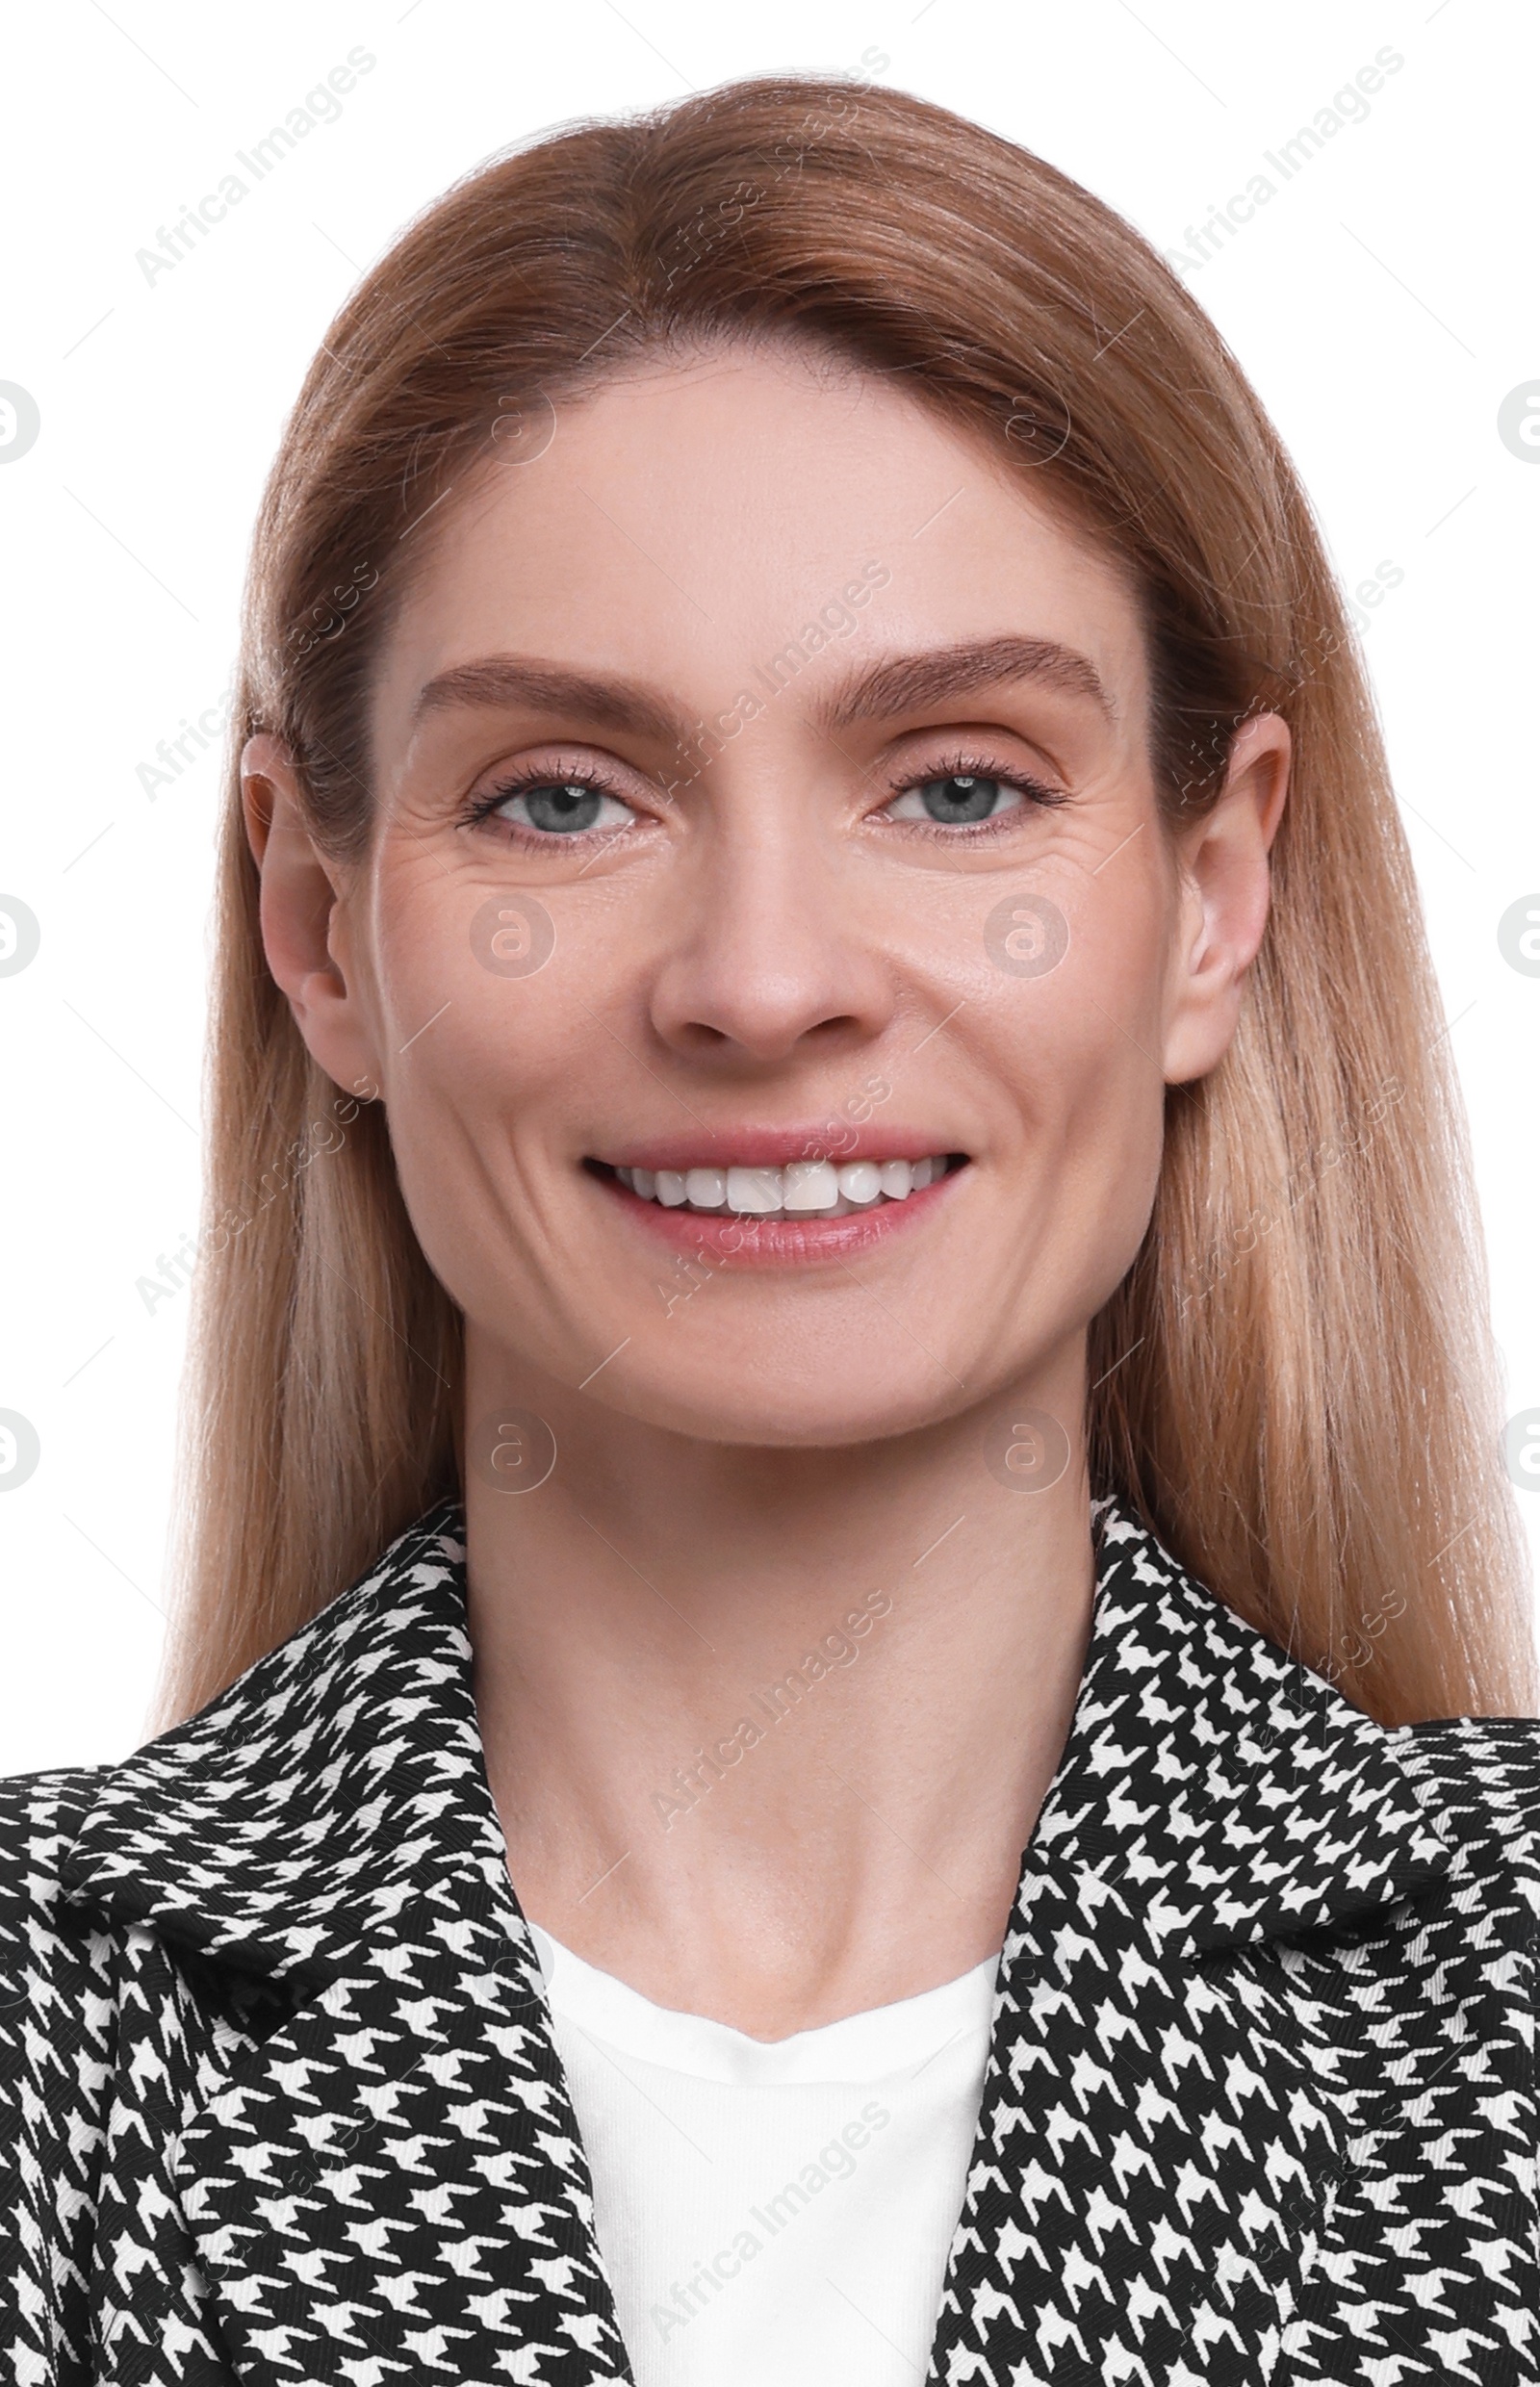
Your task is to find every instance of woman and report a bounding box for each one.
[3,70,1537,2387]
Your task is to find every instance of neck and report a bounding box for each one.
[463,1333,1097,2039]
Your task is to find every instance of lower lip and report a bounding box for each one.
[594,1165,966,1267]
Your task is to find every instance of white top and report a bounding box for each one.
[528,1923,997,2387]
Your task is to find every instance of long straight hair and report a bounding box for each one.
[157,74,1535,1728]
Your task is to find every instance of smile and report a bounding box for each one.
[585,1141,970,1265]
[604,1154,960,1219]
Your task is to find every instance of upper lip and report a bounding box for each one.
[591,1129,968,1171]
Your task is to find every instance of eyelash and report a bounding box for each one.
[460,749,1067,844]
[890,749,1068,840]
[461,758,634,837]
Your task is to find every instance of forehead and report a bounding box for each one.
[373,345,1150,744]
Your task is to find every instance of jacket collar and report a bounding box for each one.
[62,1492,1452,1979]
[62,1503,529,1990]
[1033,1497,1451,1960]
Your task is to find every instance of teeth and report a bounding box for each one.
[612,1156,954,1217]
[783,1161,838,1213]
[726,1166,783,1215]
[683,1167,727,1211]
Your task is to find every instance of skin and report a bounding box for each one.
[244,344,1288,2039]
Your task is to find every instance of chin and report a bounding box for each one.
[585,1361,972,1451]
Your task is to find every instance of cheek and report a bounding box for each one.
[975,859,1171,1271]
[369,857,575,1083]
[983,848,1168,1102]
[365,879,586,1236]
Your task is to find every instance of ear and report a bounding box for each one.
[1161,711,1291,1087]
[242,733,384,1101]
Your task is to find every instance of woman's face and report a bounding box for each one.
[251,345,1286,1447]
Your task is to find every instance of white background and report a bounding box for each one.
[2,0,1537,1772]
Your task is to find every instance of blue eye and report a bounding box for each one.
[487,781,633,835]
[886,773,1027,825]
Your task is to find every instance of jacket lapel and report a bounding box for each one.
[923,1497,1534,2387]
[63,1505,633,2387]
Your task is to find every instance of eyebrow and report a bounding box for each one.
[817,633,1115,732]
[409,631,1115,746]
[412,657,684,743]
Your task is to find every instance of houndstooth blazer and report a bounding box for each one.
[3,1496,1539,2386]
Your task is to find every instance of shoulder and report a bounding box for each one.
[1390,1712,1540,1907]
[1392,1711,1540,1808]
[0,1500,475,2040]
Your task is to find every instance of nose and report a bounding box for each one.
[647,816,895,1067]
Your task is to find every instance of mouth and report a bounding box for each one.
[601,1151,962,1218]
[584,1141,969,1266]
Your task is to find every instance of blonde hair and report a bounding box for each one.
[158,74,1535,1727]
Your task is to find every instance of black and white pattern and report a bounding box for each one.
[1,1495,1537,2384]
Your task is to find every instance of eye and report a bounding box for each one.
[476,777,635,837]
[885,772,1033,827]
[878,758,1069,835]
